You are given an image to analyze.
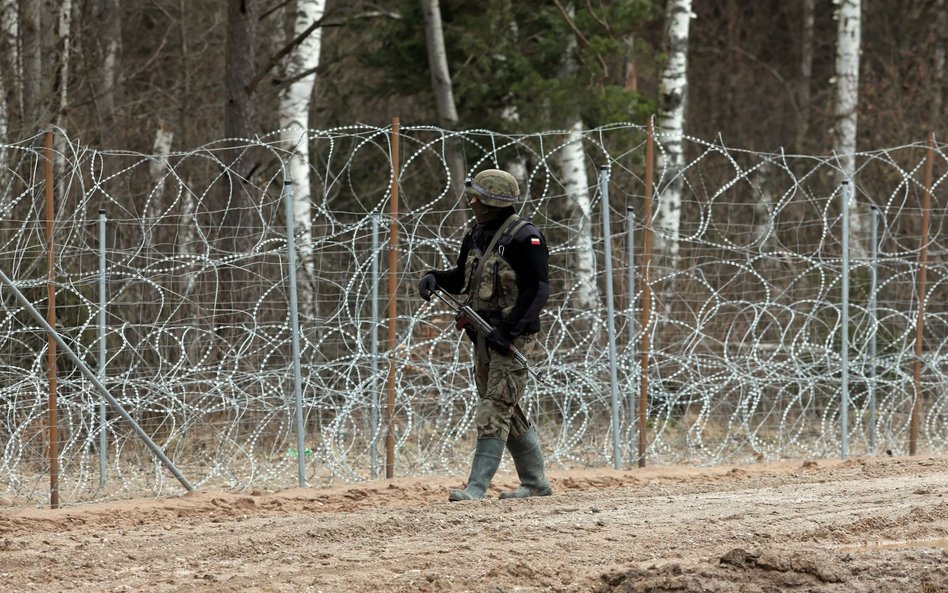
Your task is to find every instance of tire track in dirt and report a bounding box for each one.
[1,456,946,592]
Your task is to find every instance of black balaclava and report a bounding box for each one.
[470,195,507,225]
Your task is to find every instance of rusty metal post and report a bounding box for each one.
[910,133,934,455]
[44,130,59,509]
[386,117,400,478]
[637,119,655,468]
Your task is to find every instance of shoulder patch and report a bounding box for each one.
[530,237,541,245]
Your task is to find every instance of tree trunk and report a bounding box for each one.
[50,0,71,197]
[558,119,599,312]
[933,0,946,134]
[20,0,43,129]
[0,0,15,152]
[221,0,258,336]
[95,0,121,137]
[654,0,693,272]
[833,0,866,257]
[278,0,326,299]
[550,2,599,312]
[421,0,466,219]
[225,0,257,143]
[833,0,860,179]
[149,123,174,210]
[796,0,815,153]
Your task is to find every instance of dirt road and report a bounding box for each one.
[1,455,947,592]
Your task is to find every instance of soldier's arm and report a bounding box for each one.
[428,233,472,295]
[501,227,550,336]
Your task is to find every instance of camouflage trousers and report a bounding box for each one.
[473,333,537,442]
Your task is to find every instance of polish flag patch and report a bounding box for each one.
[530,237,541,246]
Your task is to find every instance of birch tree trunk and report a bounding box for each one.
[95,0,121,135]
[554,2,598,312]
[834,0,860,180]
[51,0,72,199]
[278,0,326,296]
[421,0,466,224]
[654,0,693,272]
[558,119,599,312]
[833,0,866,257]
[143,123,173,251]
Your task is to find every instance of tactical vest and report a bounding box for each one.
[461,214,531,321]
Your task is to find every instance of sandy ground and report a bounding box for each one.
[1,455,947,592]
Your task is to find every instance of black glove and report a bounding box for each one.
[486,326,512,354]
[418,273,438,301]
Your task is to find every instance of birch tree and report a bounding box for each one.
[558,121,598,312]
[421,0,465,208]
[553,1,599,312]
[95,0,121,134]
[833,0,866,257]
[51,0,72,196]
[833,0,861,180]
[654,0,693,271]
[278,0,326,290]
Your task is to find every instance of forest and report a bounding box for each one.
[0,0,944,155]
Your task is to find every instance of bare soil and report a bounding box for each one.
[1,455,947,592]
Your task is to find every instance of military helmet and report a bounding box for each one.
[465,169,520,208]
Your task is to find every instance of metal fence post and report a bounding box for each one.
[868,205,878,455]
[625,206,636,460]
[0,267,194,491]
[599,166,622,469]
[840,180,851,459]
[282,180,307,487]
[97,209,108,488]
[370,213,381,478]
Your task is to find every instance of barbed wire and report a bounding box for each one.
[0,123,945,504]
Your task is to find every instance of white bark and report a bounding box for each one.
[278,0,326,287]
[559,123,599,312]
[554,3,598,311]
[51,0,71,200]
[833,0,860,179]
[421,0,465,204]
[501,104,528,184]
[149,123,174,210]
[833,0,865,257]
[421,0,458,126]
[96,0,121,128]
[654,0,693,269]
[144,123,173,250]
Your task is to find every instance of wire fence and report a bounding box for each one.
[0,124,945,505]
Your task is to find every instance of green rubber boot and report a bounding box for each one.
[499,426,552,499]
[449,437,505,501]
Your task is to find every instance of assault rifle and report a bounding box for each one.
[430,289,545,383]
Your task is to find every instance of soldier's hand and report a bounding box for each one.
[486,327,512,354]
[418,273,438,301]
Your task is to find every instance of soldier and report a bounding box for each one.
[418,168,552,501]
